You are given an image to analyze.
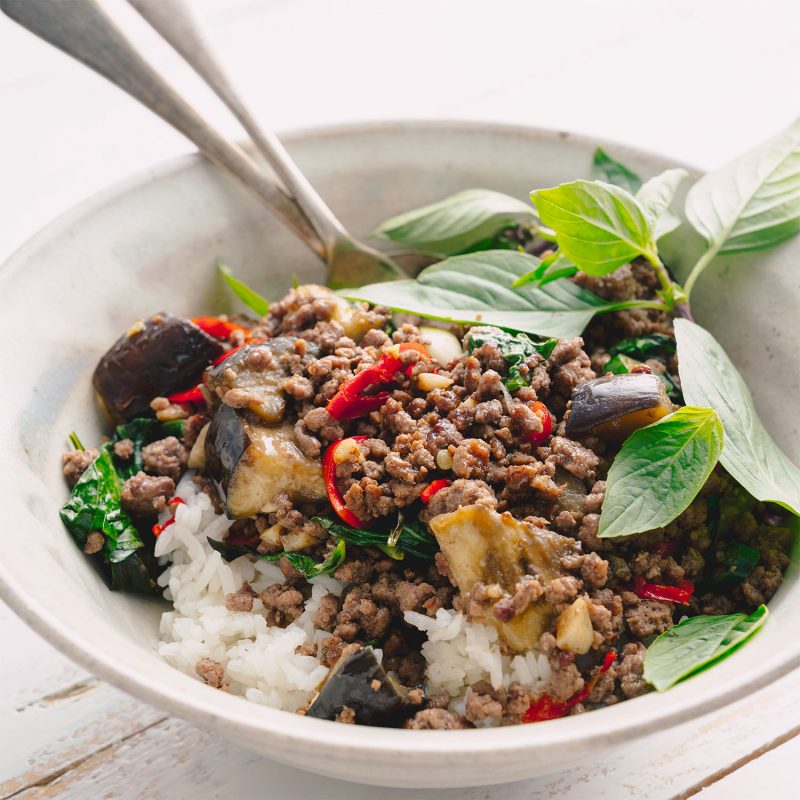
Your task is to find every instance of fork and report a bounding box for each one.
[0,0,408,289]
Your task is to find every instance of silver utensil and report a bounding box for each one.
[0,0,407,288]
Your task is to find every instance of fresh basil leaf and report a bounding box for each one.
[608,333,676,360]
[208,537,347,579]
[512,252,578,289]
[60,445,157,593]
[686,119,800,256]
[313,515,438,560]
[707,541,760,592]
[342,250,652,339]
[530,180,659,276]
[674,319,800,516]
[218,263,269,317]
[636,168,687,239]
[466,328,557,392]
[644,605,768,691]
[599,406,724,538]
[592,147,643,194]
[370,189,536,257]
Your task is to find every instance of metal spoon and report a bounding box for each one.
[0,0,407,288]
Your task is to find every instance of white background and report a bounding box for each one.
[2,1,799,798]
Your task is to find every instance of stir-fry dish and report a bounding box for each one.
[61,125,800,729]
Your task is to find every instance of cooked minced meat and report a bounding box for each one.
[63,271,794,730]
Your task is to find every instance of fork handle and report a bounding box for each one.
[0,0,325,259]
[128,0,347,259]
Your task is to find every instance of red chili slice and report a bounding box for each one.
[528,401,553,445]
[420,479,452,505]
[212,338,267,367]
[152,516,176,537]
[326,343,430,421]
[192,316,250,341]
[167,386,205,405]
[323,437,370,528]
[523,650,616,723]
[631,575,694,605]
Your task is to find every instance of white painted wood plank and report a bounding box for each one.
[0,603,165,798]
[7,667,800,800]
[692,732,800,800]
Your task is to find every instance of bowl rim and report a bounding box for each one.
[2,118,798,761]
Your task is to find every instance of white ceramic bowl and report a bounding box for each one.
[1,122,798,788]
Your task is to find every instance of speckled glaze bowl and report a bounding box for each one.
[0,122,798,788]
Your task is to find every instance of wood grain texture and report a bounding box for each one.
[2,0,800,797]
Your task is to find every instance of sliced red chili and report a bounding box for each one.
[420,479,452,505]
[323,437,370,528]
[523,650,616,723]
[326,346,430,421]
[192,316,250,341]
[152,516,176,537]
[167,386,205,405]
[168,496,185,508]
[631,575,694,605]
[528,400,553,445]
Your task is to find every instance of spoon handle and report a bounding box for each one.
[0,0,325,259]
[128,0,347,259]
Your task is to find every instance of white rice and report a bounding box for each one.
[157,472,548,715]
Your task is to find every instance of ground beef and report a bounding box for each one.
[225,583,255,613]
[112,439,134,460]
[120,471,175,517]
[403,708,472,730]
[420,479,497,521]
[334,585,392,640]
[83,531,104,554]
[313,593,341,631]
[141,436,188,481]
[546,436,600,480]
[62,448,99,486]
[617,642,649,698]
[195,658,228,690]
[260,583,305,627]
[624,596,674,638]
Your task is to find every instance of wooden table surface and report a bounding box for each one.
[2,1,799,797]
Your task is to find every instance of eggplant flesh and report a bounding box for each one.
[565,372,674,442]
[429,505,576,652]
[204,404,325,518]
[93,313,224,423]
[306,647,413,726]
[205,337,319,423]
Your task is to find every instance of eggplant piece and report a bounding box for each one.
[93,313,224,423]
[205,337,319,423]
[205,404,325,518]
[429,505,577,652]
[565,372,674,442]
[306,647,414,726]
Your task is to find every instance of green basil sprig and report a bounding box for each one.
[314,515,438,561]
[683,118,800,297]
[466,328,557,391]
[218,263,270,317]
[675,319,800,516]
[644,605,768,691]
[370,189,536,257]
[208,537,347,579]
[598,406,723,539]
[342,250,665,339]
[592,147,643,194]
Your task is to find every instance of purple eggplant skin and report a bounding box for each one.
[306,647,416,727]
[565,372,674,441]
[93,313,224,423]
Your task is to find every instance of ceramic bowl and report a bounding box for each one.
[0,122,798,788]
